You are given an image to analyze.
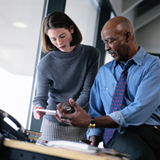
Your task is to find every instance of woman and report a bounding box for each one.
[33,11,100,142]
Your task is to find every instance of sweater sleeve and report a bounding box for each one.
[76,47,100,111]
[32,69,50,109]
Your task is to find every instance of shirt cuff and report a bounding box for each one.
[87,128,103,140]
[109,111,127,133]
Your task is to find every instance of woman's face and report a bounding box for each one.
[47,27,75,52]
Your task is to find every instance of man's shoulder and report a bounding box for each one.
[134,46,160,67]
[144,52,160,66]
[98,60,115,73]
[146,53,160,60]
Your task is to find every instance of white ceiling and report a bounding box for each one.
[0,0,44,76]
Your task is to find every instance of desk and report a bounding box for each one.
[0,139,125,160]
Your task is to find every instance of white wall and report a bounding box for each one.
[136,16,160,53]
[65,0,100,47]
[0,0,44,127]
[109,0,160,54]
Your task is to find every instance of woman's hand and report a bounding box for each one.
[33,106,45,120]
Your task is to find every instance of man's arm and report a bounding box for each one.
[55,98,118,128]
[55,98,118,146]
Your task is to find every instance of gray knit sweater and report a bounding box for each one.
[33,44,100,124]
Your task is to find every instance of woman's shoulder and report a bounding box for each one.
[39,51,57,63]
[80,44,99,50]
[37,52,53,69]
[40,52,52,60]
[80,44,100,56]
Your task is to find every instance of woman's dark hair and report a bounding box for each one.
[42,12,82,53]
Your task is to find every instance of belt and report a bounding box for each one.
[154,126,160,131]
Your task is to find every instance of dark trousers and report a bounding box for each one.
[104,125,160,160]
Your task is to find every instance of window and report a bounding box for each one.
[104,12,115,64]
[0,0,44,127]
[65,0,100,46]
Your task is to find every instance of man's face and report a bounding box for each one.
[101,26,129,63]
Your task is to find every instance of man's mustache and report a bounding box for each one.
[108,51,116,55]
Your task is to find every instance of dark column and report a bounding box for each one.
[96,0,116,67]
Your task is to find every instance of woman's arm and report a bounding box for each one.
[76,48,100,109]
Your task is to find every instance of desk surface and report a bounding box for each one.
[2,139,124,160]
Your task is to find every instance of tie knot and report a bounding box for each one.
[119,60,134,70]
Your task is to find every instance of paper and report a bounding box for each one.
[36,109,56,115]
[46,140,129,158]
[47,140,96,153]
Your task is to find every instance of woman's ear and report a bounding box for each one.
[70,25,74,34]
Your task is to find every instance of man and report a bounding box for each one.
[55,16,160,160]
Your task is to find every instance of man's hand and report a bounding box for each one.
[80,136,102,147]
[57,102,75,114]
[55,98,91,128]
[89,135,102,146]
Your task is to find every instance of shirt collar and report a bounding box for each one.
[132,46,146,66]
[113,46,146,67]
